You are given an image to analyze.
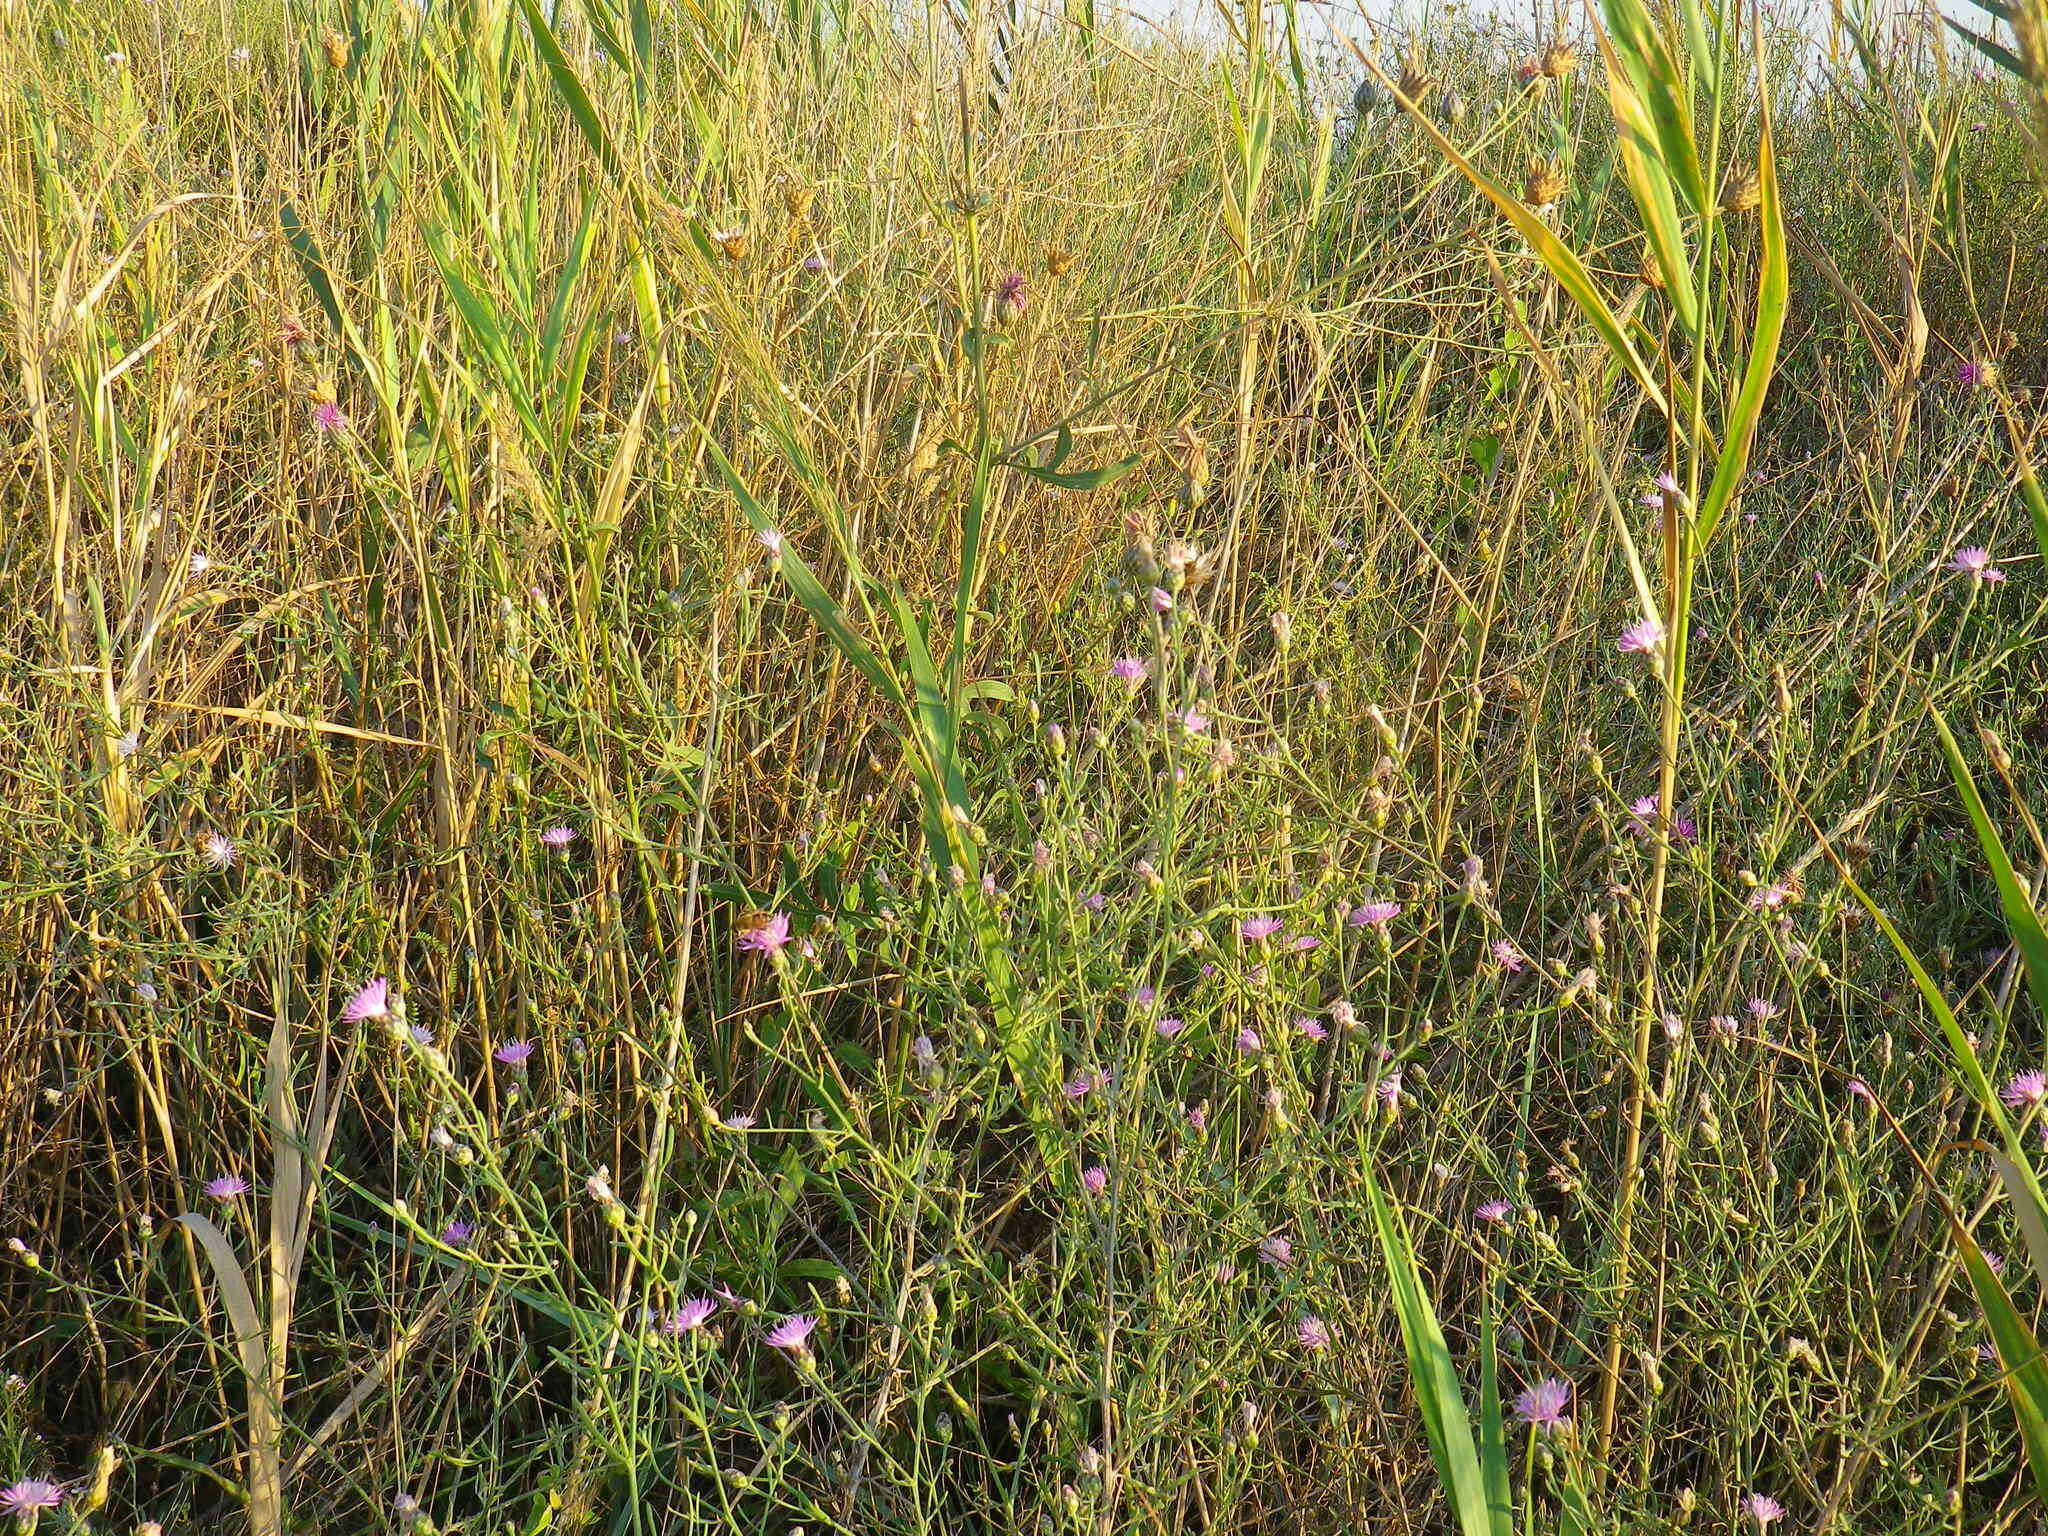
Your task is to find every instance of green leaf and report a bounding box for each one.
[1009,453,1141,492]
[279,202,346,340]
[1958,1223,2048,1502]
[1363,1165,1507,1536]
[1932,707,2048,1027]
[515,0,619,178]
[1696,47,1788,544]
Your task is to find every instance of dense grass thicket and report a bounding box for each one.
[8,0,2048,1528]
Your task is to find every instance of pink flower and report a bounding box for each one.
[1475,1199,1512,1224]
[1174,708,1210,734]
[1239,915,1284,942]
[341,976,391,1023]
[765,1313,818,1354]
[1745,1493,1785,1528]
[1156,1016,1186,1038]
[312,400,344,434]
[1110,656,1148,689]
[1847,1077,1873,1102]
[722,1113,756,1130]
[1259,1235,1293,1266]
[440,1219,477,1247]
[200,831,238,869]
[1512,1376,1571,1432]
[1348,901,1401,928]
[757,527,784,555]
[1747,997,1781,1022]
[203,1174,250,1200]
[2003,1070,2048,1109]
[1490,939,1525,973]
[539,825,576,851]
[992,270,1027,319]
[494,1039,535,1067]
[0,1482,64,1516]
[1149,587,1173,614]
[1376,1070,1406,1108]
[1296,1315,1331,1351]
[666,1298,717,1334]
[1294,1015,1328,1042]
[737,912,793,955]
[1065,1073,1095,1099]
[1235,1027,1262,1054]
[1950,546,2006,583]
[1081,1165,1109,1196]
[1617,616,1665,656]
[1185,1103,1207,1132]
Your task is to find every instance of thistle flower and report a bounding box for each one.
[666,1298,717,1334]
[1746,997,1781,1022]
[1235,1027,1262,1054]
[203,1174,250,1200]
[1110,656,1148,690]
[440,1219,476,1247]
[1296,1315,1332,1351]
[1512,1376,1571,1432]
[312,401,344,434]
[199,831,238,869]
[1490,939,1525,973]
[1239,915,1284,942]
[1348,900,1401,928]
[1745,1493,1784,1528]
[539,825,576,851]
[0,1482,64,1516]
[1065,1073,1095,1099]
[1617,616,1665,657]
[1475,1199,1512,1224]
[1081,1165,1109,1196]
[493,1039,535,1068]
[1957,359,1999,390]
[722,1113,757,1130]
[1156,1015,1186,1038]
[992,271,1027,320]
[737,912,793,955]
[1186,1103,1208,1132]
[1174,708,1210,734]
[2003,1070,2048,1109]
[1949,546,2007,583]
[1294,1015,1328,1042]
[340,976,391,1023]
[765,1313,818,1355]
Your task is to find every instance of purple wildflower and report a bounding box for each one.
[1376,1071,1406,1107]
[200,831,237,869]
[992,271,1027,319]
[1259,1235,1293,1266]
[1847,1077,1872,1102]
[1294,1015,1328,1042]
[1617,616,1665,656]
[2003,1070,2047,1109]
[1512,1376,1571,1432]
[722,1113,757,1130]
[203,1174,250,1201]
[494,1039,535,1068]
[1349,900,1401,928]
[1149,587,1173,614]
[440,1219,476,1247]
[1081,1165,1109,1196]
[1491,939,1525,973]
[1239,915,1284,942]
[1950,546,2007,583]
[666,1298,717,1334]
[1156,1016,1186,1038]
[765,1314,819,1354]
[539,825,576,851]
[1296,1315,1331,1352]
[312,401,344,434]
[1110,656,1148,689]
[340,976,390,1023]
[0,1483,64,1516]
[1476,1199,1512,1224]
[1745,1493,1785,1528]
[1235,1026,1262,1054]
[737,912,793,956]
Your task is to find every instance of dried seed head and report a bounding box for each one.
[1523,157,1566,209]
[1397,54,1438,105]
[1639,243,1665,288]
[1538,39,1579,78]
[1437,88,1468,126]
[321,27,349,68]
[1721,168,1762,215]
[1044,246,1075,277]
[781,183,815,223]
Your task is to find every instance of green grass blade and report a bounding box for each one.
[515,0,620,178]
[1931,707,2048,1025]
[1363,1164,1503,1536]
[1957,1225,2048,1502]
